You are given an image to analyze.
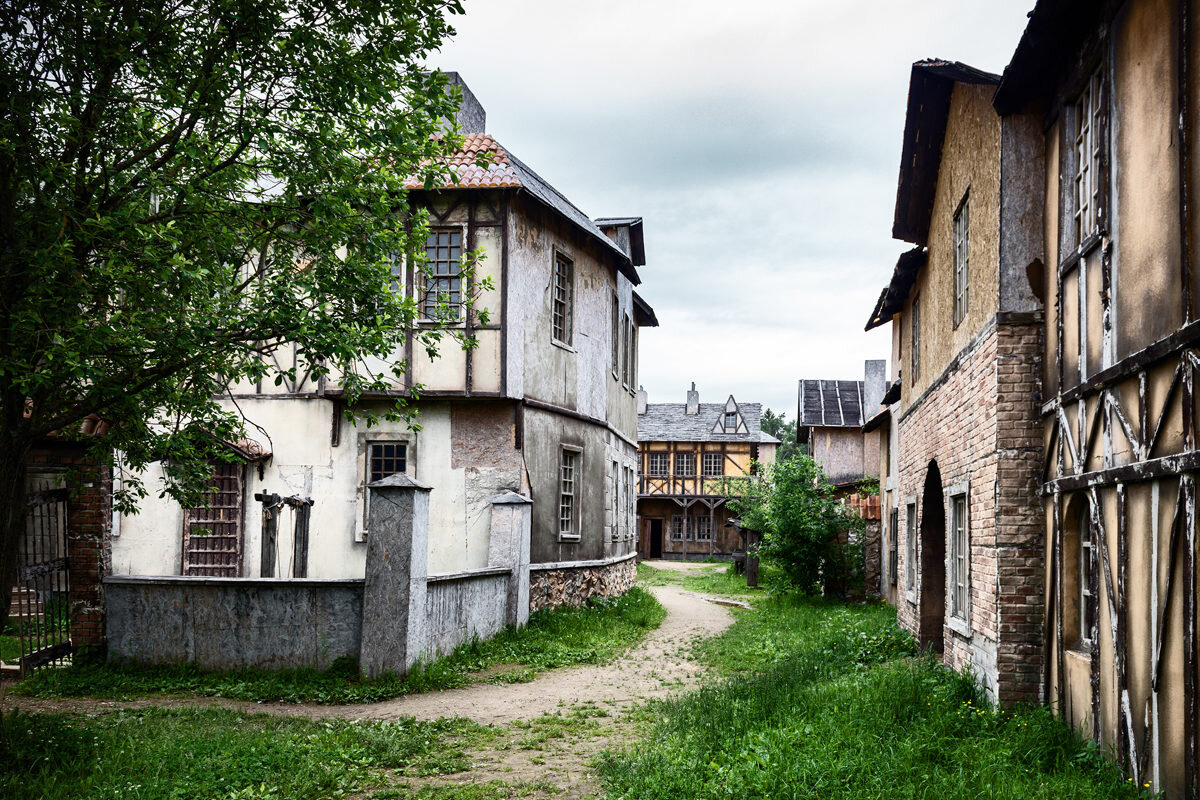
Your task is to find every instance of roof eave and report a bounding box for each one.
[633,290,659,327]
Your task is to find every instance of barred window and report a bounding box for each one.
[423,229,462,320]
[702,452,724,477]
[953,193,969,327]
[553,252,574,344]
[648,453,668,476]
[559,448,579,539]
[674,452,696,477]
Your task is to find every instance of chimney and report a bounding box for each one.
[637,386,648,415]
[686,382,699,415]
[863,359,887,421]
[442,72,486,134]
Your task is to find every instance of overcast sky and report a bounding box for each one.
[434,1,1035,418]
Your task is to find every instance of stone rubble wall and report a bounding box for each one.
[528,555,636,612]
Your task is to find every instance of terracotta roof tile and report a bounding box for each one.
[405,134,520,190]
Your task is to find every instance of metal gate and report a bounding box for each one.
[8,488,72,674]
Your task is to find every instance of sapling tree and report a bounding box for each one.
[721,454,864,595]
[0,0,476,631]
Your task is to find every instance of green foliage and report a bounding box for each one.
[599,594,1149,800]
[720,453,864,595]
[760,408,799,462]
[14,587,665,703]
[0,0,481,607]
[0,706,487,799]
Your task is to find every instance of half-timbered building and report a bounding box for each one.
[636,386,777,560]
[995,1,1200,794]
[112,76,658,611]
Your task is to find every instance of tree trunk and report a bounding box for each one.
[0,440,30,638]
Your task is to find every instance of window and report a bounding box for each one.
[624,466,635,540]
[622,315,633,386]
[670,514,684,541]
[559,448,579,540]
[363,441,408,530]
[905,502,917,592]
[674,452,696,477]
[910,293,921,378]
[953,193,969,327]
[724,411,737,431]
[611,294,620,376]
[182,462,245,577]
[1074,70,1104,245]
[552,252,574,344]
[611,460,620,542]
[949,491,969,621]
[423,229,462,320]
[648,453,668,477]
[888,508,899,587]
[694,516,712,541]
[702,452,724,477]
[1078,501,1097,646]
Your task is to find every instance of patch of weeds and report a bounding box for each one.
[13,588,665,704]
[599,594,1148,800]
[0,706,486,799]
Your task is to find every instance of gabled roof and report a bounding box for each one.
[638,400,764,443]
[797,379,865,428]
[407,133,640,286]
[594,217,646,266]
[994,0,1110,115]
[865,246,927,330]
[893,60,1001,246]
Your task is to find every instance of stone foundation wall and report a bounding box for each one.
[528,555,636,612]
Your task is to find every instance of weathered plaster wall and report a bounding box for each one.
[902,83,1002,410]
[812,427,873,486]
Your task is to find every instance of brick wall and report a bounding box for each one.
[895,317,1043,705]
[27,442,112,658]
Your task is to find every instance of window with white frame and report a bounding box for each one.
[888,507,899,587]
[423,229,462,320]
[670,514,685,541]
[1074,69,1104,246]
[702,452,724,477]
[1079,501,1097,646]
[694,515,712,541]
[611,460,620,542]
[953,192,969,327]
[724,411,738,431]
[552,252,574,345]
[648,452,668,476]
[906,501,917,592]
[949,491,969,621]
[358,434,413,539]
[624,466,635,540]
[674,452,696,477]
[559,448,579,540]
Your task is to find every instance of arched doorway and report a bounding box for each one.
[919,460,946,654]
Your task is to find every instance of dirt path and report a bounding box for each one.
[2,581,734,798]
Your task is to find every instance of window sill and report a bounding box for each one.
[1066,646,1093,661]
[557,533,580,543]
[417,318,466,329]
[551,338,576,354]
[905,589,917,606]
[947,614,972,639]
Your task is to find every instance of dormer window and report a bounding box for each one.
[724,412,737,431]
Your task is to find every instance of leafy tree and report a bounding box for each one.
[0,0,473,631]
[760,408,799,462]
[721,453,863,595]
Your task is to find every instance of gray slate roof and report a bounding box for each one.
[798,380,865,428]
[638,402,764,443]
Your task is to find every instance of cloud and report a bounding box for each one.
[434,0,1035,419]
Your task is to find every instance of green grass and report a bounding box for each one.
[12,586,666,704]
[599,593,1151,800]
[636,560,777,597]
[0,706,491,800]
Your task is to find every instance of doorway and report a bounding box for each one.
[919,460,946,654]
[649,519,663,559]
